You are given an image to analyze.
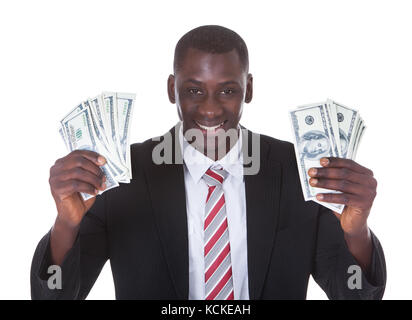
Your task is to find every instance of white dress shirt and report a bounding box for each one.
[179,123,250,300]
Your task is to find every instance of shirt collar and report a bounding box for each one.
[179,122,244,184]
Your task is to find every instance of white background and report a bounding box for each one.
[0,0,411,300]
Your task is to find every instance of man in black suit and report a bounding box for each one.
[31,25,386,300]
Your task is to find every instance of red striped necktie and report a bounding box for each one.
[202,167,234,300]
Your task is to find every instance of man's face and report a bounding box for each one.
[168,48,253,159]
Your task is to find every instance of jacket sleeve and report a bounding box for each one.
[30,193,109,300]
[311,206,386,300]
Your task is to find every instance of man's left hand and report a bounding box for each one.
[308,157,377,236]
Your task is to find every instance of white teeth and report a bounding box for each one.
[196,122,224,131]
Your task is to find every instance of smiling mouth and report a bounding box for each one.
[195,120,226,132]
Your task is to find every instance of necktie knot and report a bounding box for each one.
[203,167,228,187]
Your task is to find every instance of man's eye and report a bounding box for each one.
[221,88,235,95]
[188,88,202,95]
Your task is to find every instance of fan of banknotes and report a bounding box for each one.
[59,92,136,200]
[289,99,366,213]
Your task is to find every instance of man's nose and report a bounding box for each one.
[197,95,223,119]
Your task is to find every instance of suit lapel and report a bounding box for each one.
[243,129,282,300]
[144,124,189,299]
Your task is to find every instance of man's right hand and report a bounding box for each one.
[49,150,107,228]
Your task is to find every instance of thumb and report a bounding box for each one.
[76,150,106,166]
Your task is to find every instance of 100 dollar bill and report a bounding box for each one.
[61,107,119,200]
[116,92,135,178]
[290,103,344,213]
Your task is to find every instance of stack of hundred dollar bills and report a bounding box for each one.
[289,99,365,213]
[59,92,136,200]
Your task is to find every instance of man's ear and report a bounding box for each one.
[167,74,176,104]
[245,73,253,103]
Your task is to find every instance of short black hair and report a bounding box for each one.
[173,25,249,73]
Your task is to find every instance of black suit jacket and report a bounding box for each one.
[31,125,386,299]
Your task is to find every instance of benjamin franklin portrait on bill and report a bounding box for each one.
[299,130,331,160]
